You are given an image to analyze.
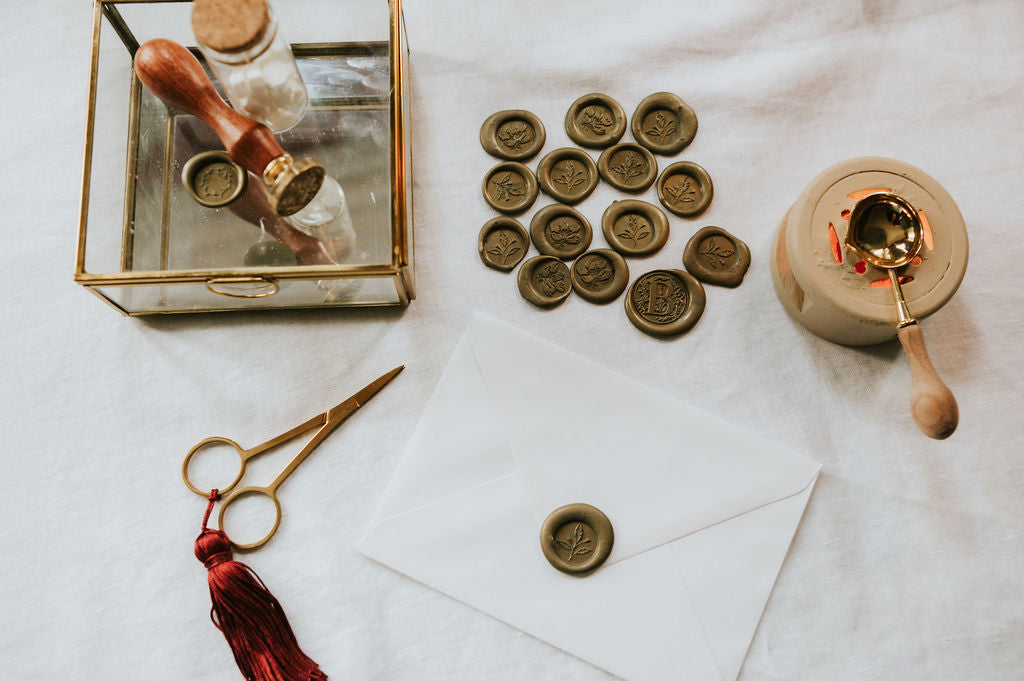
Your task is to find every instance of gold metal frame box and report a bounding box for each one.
[75,0,414,314]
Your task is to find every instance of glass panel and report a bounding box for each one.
[82,15,136,276]
[400,13,414,270]
[129,82,392,272]
[81,2,405,312]
[96,276,399,314]
[114,0,390,50]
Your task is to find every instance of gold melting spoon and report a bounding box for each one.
[846,193,958,440]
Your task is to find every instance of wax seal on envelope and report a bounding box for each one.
[358,313,822,681]
[541,503,614,576]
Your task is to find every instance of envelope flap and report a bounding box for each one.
[468,313,820,563]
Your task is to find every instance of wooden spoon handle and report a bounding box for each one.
[897,323,959,439]
[133,38,284,175]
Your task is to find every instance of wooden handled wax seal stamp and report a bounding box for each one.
[134,39,324,217]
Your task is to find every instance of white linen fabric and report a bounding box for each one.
[1,1,1022,681]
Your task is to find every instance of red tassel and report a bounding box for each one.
[195,491,327,681]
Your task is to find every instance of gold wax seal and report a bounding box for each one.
[182,150,247,208]
[540,503,614,576]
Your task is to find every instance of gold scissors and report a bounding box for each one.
[182,366,404,549]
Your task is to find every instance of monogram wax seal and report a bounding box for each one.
[683,226,751,287]
[625,269,706,337]
[540,503,614,576]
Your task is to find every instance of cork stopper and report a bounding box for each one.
[192,0,271,54]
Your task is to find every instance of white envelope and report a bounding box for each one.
[359,312,820,681]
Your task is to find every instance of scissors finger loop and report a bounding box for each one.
[182,436,247,497]
[217,487,283,550]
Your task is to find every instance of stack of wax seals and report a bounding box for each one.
[478,93,751,338]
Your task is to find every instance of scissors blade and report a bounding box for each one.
[328,365,405,420]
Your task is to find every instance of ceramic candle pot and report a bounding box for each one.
[771,157,968,346]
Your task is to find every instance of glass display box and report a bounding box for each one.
[75,0,414,314]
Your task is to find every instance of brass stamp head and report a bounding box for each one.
[263,155,326,217]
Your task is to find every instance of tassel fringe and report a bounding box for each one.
[195,491,327,681]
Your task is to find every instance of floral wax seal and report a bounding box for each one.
[602,200,670,257]
[657,161,713,218]
[597,143,657,193]
[518,255,572,308]
[182,150,248,208]
[536,148,599,205]
[479,217,529,272]
[540,503,614,576]
[530,204,593,260]
[625,269,706,337]
[571,249,629,304]
[631,92,697,155]
[483,161,539,214]
[564,93,627,148]
[480,109,546,161]
[683,226,751,287]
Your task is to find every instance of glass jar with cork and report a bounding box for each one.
[192,0,309,132]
